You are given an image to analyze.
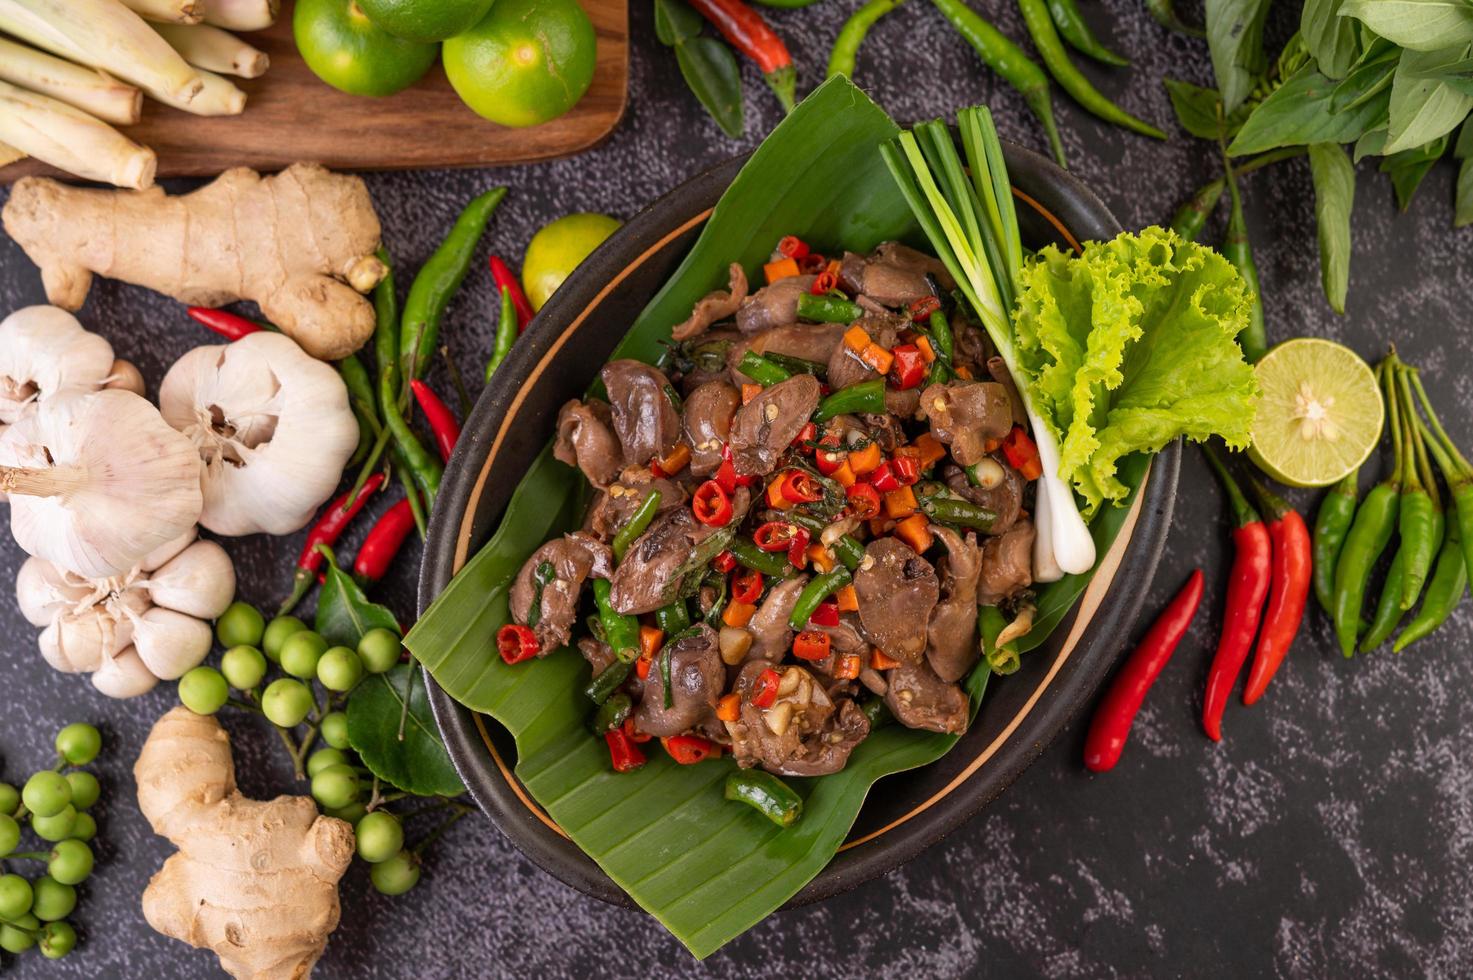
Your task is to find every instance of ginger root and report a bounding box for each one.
[2,163,386,361]
[135,707,355,980]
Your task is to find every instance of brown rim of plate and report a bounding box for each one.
[448,189,1144,850]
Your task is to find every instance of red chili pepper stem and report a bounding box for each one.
[278,473,386,615]
[409,379,462,464]
[1242,477,1312,705]
[489,255,535,334]
[1083,569,1204,772]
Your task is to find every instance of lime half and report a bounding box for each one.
[1247,338,1383,487]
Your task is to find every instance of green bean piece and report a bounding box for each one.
[1313,471,1360,616]
[813,378,887,422]
[655,600,691,635]
[1393,522,1468,652]
[592,692,632,735]
[929,0,1067,166]
[827,0,907,79]
[1045,0,1127,66]
[585,659,632,706]
[1333,482,1398,657]
[789,567,852,629]
[1169,178,1225,243]
[1396,365,1443,609]
[729,537,794,577]
[1015,0,1165,139]
[795,292,864,323]
[485,285,518,382]
[1222,173,1267,362]
[593,579,641,662]
[736,350,793,387]
[400,186,509,383]
[920,494,997,531]
[724,771,803,828]
[979,605,1020,674]
[612,490,663,561]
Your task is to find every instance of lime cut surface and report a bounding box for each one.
[1247,338,1383,487]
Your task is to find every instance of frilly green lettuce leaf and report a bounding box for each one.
[1013,226,1260,516]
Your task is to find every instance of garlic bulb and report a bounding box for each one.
[0,306,115,424]
[0,389,203,578]
[92,646,158,699]
[158,332,359,536]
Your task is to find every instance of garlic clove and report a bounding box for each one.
[0,306,115,425]
[131,606,212,680]
[1,389,204,579]
[144,539,235,620]
[140,526,198,572]
[158,333,358,537]
[39,608,122,674]
[91,645,158,699]
[15,555,90,627]
[104,358,146,397]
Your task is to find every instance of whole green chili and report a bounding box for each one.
[1359,550,1406,653]
[1222,170,1267,363]
[1045,0,1127,66]
[585,659,632,705]
[593,579,641,662]
[795,291,864,323]
[827,0,906,79]
[655,600,691,634]
[1396,364,1444,609]
[1169,178,1225,243]
[929,0,1067,166]
[1015,0,1165,139]
[736,350,794,386]
[485,285,518,382]
[1392,521,1467,653]
[979,605,1019,674]
[813,378,887,421]
[1408,371,1473,590]
[400,186,508,384]
[591,692,632,735]
[345,249,399,506]
[383,385,443,503]
[729,537,795,577]
[1313,470,1360,616]
[789,567,852,629]
[724,770,803,827]
[612,490,663,561]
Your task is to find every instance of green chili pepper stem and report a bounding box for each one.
[813,378,887,422]
[1383,358,1405,482]
[1392,522,1468,653]
[1221,165,1267,363]
[1016,0,1165,139]
[1202,445,1260,528]
[612,490,663,561]
[827,0,906,79]
[1407,369,1472,475]
[486,285,518,382]
[1313,471,1360,616]
[737,350,794,386]
[1397,366,1440,506]
[593,579,640,662]
[789,567,852,629]
[724,771,803,828]
[1332,481,1399,657]
[979,605,1020,674]
[795,292,865,324]
[1044,0,1127,66]
[729,538,794,577]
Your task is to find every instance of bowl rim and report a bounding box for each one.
[419,142,1180,910]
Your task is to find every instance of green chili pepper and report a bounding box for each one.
[1044,0,1127,66]
[929,0,1066,165]
[919,494,997,531]
[383,381,443,503]
[592,692,632,735]
[795,291,864,323]
[1408,371,1473,591]
[367,257,443,504]
[1395,365,1443,609]
[1145,0,1202,37]
[737,350,793,386]
[393,448,428,539]
[1169,178,1225,243]
[1393,521,1467,653]
[729,537,794,577]
[338,352,379,431]
[656,600,691,634]
[814,378,887,422]
[1359,550,1406,653]
[593,579,641,662]
[789,567,852,629]
[527,560,556,629]
[1313,470,1360,616]
[827,0,906,79]
[400,186,508,384]
[485,285,518,382]
[724,771,803,827]
[344,250,398,502]
[860,697,893,729]
[585,659,632,705]
[979,605,1020,674]
[1333,482,1399,657]
[612,490,663,561]
[1222,172,1267,363]
[763,352,827,377]
[1016,0,1165,139]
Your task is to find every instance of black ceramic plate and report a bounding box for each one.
[419,144,1180,908]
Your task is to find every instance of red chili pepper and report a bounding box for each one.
[750,668,781,708]
[1083,569,1205,772]
[1201,449,1273,742]
[409,379,461,464]
[814,434,846,475]
[717,443,756,492]
[846,482,881,519]
[278,473,386,615]
[692,480,734,527]
[798,253,827,275]
[489,255,535,334]
[187,306,264,341]
[791,421,817,450]
[908,296,941,322]
[778,235,809,260]
[713,549,737,573]
[869,461,900,493]
[786,528,810,567]
[754,521,797,552]
[731,567,764,604]
[889,345,927,390]
[622,717,653,744]
[496,624,541,665]
[811,270,838,295]
[779,469,823,505]
[663,734,721,765]
[809,600,840,627]
[890,455,921,486]
[792,630,830,660]
[688,0,795,111]
[352,498,416,585]
[1242,479,1311,706]
[1002,426,1044,481]
[605,727,647,772]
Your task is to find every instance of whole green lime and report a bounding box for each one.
[295,0,439,97]
[443,0,597,128]
[522,213,621,311]
[357,0,494,42]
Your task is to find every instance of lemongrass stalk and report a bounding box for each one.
[151,21,267,77]
[142,65,244,115]
[199,0,277,31]
[0,79,155,188]
[119,0,202,24]
[0,141,25,167]
[0,0,202,104]
[0,37,142,125]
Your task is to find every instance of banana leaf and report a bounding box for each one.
[406,77,1146,958]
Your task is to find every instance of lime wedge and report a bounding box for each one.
[1247,338,1383,487]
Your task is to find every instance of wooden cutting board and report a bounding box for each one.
[0,0,628,182]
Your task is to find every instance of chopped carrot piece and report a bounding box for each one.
[723,600,757,628]
[639,625,664,660]
[955,364,973,380]
[741,383,762,404]
[835,584,859,612]
[870,648,899,670]
[911,433,947,469]
[716,693,741,722]
[860,343,894,375]
[766,478,790,510]
[848,442,882,475]
[636,655,652,680]
[883,486,917,518]
[843,325,872,353]
[807,543,836,573]
[916,336,937,364]
[653,443,690,476]
[833,655,863,680]
[867,517,893,537]
[830,459,856,488]
[895,513,932,554]
[764,258,800,283]
[825,258,842,277]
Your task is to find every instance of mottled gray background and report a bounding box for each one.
[2,1,1471,977]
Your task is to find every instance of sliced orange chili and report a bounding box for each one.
[793,630,831,661]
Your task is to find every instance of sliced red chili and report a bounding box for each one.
[793,630,831,661]
[779,469,823,505]
[815,433,846,475]
[664,734,721,765]
[713,549,737,573]
[869,461,901,493]
[846,482,881,519]
[692,480,734,527]
[496,624,540,665]
[750,668,781,709]
[778,235,810,260]
[908,295,941,322]
[605,728,646,772]
[786,528,811,567]
[1002,425,1043,481]
[754,521,799,552]
[731,567,764,605]
[791,421,817,450]
[889,344,927,390]
[798,252,827,275]
[622,717,652,744]
[809,600,840,627]
[717,443,756,491]
[811,270,838,295]
[890,455,921,486]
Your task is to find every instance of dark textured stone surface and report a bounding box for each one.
[2,2,1471,977]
